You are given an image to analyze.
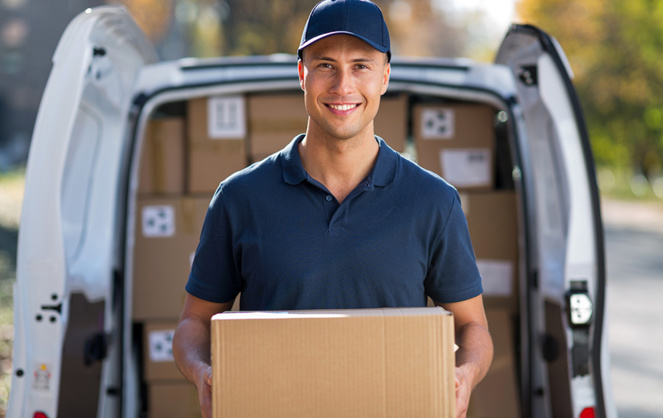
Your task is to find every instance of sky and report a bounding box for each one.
[450,0,517,33]
[444,0,518,58]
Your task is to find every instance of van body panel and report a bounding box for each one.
[496,24,611,417]
[8,7,155,418]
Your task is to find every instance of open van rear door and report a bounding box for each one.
[496,25,612,417]
[8,7,156,418]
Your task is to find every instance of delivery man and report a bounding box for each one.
[173,1,493,417]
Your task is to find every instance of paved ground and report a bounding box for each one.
[602,198,663,417]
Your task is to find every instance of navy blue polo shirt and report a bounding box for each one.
[186,135,482,310]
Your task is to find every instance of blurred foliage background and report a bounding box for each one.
[516,0,663,199]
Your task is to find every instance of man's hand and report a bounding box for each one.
[173,293,235,418]
[454,367,472,418]
[196,366,213,418]
[436,296,493,418]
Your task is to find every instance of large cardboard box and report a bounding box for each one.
[211,307,455,418]
[375,93,409,152]
[138,117,185,195]
[468,309,520,417]
[461,191,519,312]
[148,381,201,418]
[247,93,308,160]
[413,104,495,190]
[187,97,248,194]
[132,196,210,320]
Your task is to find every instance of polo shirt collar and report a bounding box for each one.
[281,134,397,187]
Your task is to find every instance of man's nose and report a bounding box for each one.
[330,68,354,96]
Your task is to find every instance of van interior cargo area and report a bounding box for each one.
[129,90,521,417]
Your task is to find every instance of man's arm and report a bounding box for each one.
[436,295,493,418]
[173,293,234,418]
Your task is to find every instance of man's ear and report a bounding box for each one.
[298,60,305,91]
[381,63,391,95]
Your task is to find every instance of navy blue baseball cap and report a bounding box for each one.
[298,0,391,62]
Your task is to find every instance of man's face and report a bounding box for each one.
[298,34,390,143]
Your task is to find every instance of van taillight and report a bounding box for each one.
[580,407,595,418]
[34,412,48,418]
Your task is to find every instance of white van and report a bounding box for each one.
[8,6,615,418]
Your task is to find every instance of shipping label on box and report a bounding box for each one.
[143,322,186,381]
[476,259,514,297]
[207,95,246,139]
[420,107,455,139]
[142,205,176,238]
[211,307,455,418]
[440,148,492,188]
[148,329,175,362]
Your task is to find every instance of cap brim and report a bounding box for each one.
[297,31,390,58]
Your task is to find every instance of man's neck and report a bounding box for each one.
[299,126,380,204]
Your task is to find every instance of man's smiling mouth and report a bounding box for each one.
[327,104,360,111]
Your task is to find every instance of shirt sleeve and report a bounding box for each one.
[424,192,483,303]
[185,189,242,303]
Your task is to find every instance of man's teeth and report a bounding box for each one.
[329,104,357,111]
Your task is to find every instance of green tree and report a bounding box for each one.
[517,0,663,177]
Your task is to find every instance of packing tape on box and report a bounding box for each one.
[151,134,166,193]
[180,198,196,236]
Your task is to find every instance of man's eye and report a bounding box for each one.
[319,63,333,69]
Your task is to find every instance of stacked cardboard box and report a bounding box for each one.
[467,309,520,417]
[246,92,410,163]
[187,96,249,194]
[375,93,409,152]
[411,102,521,416]
[138,117,185,195]
[142,321,202,417]
[247,93,308,163]
[413,103,495,190]
[211,307,456,418]
[132,196,210,320]
[461,191,519,312]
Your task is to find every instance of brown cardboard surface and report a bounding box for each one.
[143,321,184,382]
[211,307,455,418]
[138,118,185,195]
[187,98,248,194]
[462,191,519,312]
[132,196,210,320]
[413,104,495,190]
[375,94,409,152]
[468,309,519,417]
[247,93,307,158]
[148,381,201,418]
